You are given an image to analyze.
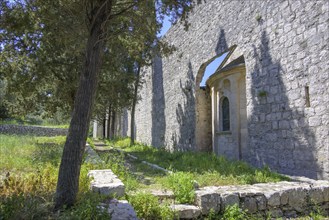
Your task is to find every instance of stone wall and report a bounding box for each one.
[0,124,67,136]
[195,180,329,218]
[133,0,329,179]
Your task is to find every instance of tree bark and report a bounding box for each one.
[54,1,111,210]
[110,110,115,139]
[107,106,111,139]
[130,64,141,146]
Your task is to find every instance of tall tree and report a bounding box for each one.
[1,0,194,209]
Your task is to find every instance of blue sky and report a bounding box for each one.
[159,19,227,87]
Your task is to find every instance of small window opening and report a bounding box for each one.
[305,86,310,107]
[222,97,230,131]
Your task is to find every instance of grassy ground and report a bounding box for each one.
[0,135,326,219]
[0,119,69,128]
[98,138,289,205]
[104,138,289,187]
[0,134,110,219]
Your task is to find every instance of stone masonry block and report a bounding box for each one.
[195,188,221,215]
[255,195,267,211]
[88,169,125,197]
[170,204,201,219]
[287,188,307,212]
[220,193,240,211]
[264,191,281,207]
[241,196,258,213]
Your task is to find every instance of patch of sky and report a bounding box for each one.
[158,15,171,37]
[199,52,229,87]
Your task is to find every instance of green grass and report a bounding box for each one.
[0,119,69,128]
[106,138,289,187]
[0,135,65,174]
[0,134,111,219]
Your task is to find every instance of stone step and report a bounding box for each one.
[88,169,125,197]
[170,204,201,219]
[100,199,138,220]
[149,189,175,200]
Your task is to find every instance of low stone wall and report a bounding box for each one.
[0,124,67,136]
[195,180,329,218]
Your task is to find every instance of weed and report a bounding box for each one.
[87,137,95,149]
[128,192,175,220]
[0,134,112,219]
[59,192,110,220]
[204,208,221,220]
[100,151,140,192]
[255,14,262,22]
[165,172,195,204]
[257,90,267,97]
[222,204,248,220]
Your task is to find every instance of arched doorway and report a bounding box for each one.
[206,55,247,160]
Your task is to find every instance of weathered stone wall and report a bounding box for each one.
[0,124,67,136]
[195,180,329,218]
[133,0,329,179]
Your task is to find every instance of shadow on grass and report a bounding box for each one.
[32,143,63,166]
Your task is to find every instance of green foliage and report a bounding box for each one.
[165,172,195,204]
[102,151,140,192]
[257,90,267,97]
[87,137,95,149]
[222,204,248,220]
[59,192,110,220]
[204,209,221,220]
[128,193,175,220]
[0,0,193,120]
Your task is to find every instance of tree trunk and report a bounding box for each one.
[130,64,141,146]
[107,106,111,139]
[54,1,111,210]
[103,118,106,139]
[110,110,116,139]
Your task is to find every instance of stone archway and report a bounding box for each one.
[206,55,247,160]
[194,51,233,152]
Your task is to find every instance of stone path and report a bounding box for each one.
[85,142,138,219]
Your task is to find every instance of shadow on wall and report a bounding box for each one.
[151,56,166,148]
[172,62,196,151]
[215,29,229,56]
[249,30,318,178]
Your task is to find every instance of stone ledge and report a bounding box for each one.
[195,180,329,218]
[170,204,201,219]
[88,169,125,197]
[0,124,67,136]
